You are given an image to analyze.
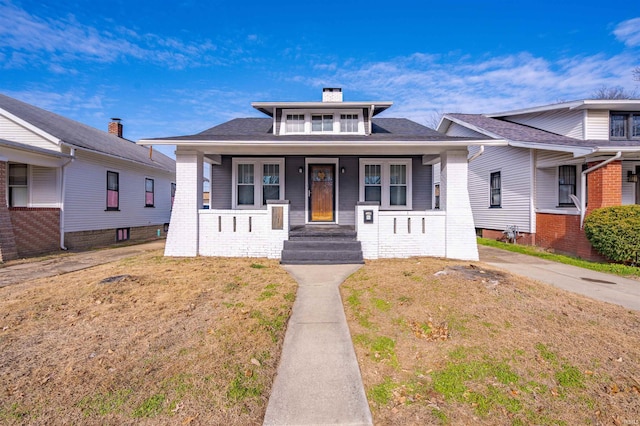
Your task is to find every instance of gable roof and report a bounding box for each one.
[487,99,640,117]
[443,113,640,156]
[0,94,174,172]
[145,117,485,142]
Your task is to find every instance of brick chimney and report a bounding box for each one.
[108,118,123,138]
[322,88,343,102]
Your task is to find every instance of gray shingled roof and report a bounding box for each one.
[446,113,640,149]
[0,94,174,172]
[149,117,486,142]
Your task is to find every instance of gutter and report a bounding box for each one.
[579,151,622,228]
[59,147,76,250]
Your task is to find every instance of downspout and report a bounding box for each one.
[59,147,76,250]
[579,151,621,228]
[467,145,485,162]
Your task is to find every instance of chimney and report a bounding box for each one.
[108,118,123,138]
[322,87,343,102]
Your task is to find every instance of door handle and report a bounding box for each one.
[308,190,312,198]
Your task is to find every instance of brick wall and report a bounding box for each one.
[0,161,19,261]
[535,213,605,261]
[64,224,166,251]
[481,229,535,245]
[586,160,622,214]
[9,208,61,257]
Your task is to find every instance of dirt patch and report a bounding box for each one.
[341,258,640,425]
[0,251,297,425]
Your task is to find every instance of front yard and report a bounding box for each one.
[0,252,296,425]
[341,258,640,425]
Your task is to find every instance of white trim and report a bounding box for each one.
[231,157,285,209]
[305,157,339,224]
[358,158,413,210]
[280,109,365,135]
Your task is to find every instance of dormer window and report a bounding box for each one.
[610,113,640,139]
[286,114,304,133]
[312,114,334,132]
[340,114,358,132]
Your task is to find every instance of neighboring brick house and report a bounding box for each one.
[437,100,640,260]
[139,88,505,264]
[0,94,176,261]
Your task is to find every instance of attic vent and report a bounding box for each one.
[322,88,343,103]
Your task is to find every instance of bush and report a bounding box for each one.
[584,205,640,264]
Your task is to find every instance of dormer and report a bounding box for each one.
[251,88,393,136]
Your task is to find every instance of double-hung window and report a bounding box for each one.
[312,114,333,132]
[490,171,501,207]
[610,113,640,139]
[340,114,358,132]
[359,159,412,209]
[233,158,284,208]
[145,178,154,207]
[286,114,305,133]
[558,165,576,206]
[8,163,28,207]
[106,171,119,211]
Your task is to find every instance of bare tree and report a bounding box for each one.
[633,67,640,82]
[591,85,639,99]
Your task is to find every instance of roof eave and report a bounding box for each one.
[251,101,393,117]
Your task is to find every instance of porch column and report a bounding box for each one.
[165,150,204,256]
[586,160,622,215]
[0,160,19,261]
[441,149,479,261]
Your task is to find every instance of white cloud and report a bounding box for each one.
[613,17,640,47]
[0,2,222,69]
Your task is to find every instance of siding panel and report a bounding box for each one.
[30,166,59,207]
[586,110,609,140]
[506,109,584,139]
[0,115,61,151]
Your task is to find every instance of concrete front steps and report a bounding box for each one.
[280,226,364,265]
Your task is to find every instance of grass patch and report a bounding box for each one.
[77,389,133,417]
[132,394,165,418]
[368,377,396,405]
[478,237,640,278]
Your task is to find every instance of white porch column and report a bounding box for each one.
[165,150,204,256]
[441,149,479,261]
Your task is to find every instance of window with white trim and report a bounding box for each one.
[8,163,28,207]
[558,165,576,206]
[610,113,640,139]
[232,158,285,208]
[340,114,358,132]
[145,178,154,207]
[359,159,412,209]
[312,114,333,132]
[286,114,305,133]
[106,171,119,211]
[490,171,501,207]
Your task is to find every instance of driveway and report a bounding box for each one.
[479,245,640,311]
[0,240,165,288]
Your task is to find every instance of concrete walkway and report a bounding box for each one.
[263,264,372,426]
[479,245,640,311]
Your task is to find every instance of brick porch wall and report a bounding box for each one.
[535,213,605,261]
[9,208,61,257]
[64,224,166,251]
[0,161,19,261]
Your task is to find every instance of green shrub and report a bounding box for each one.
[584,205,640,264]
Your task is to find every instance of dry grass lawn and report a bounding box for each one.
[0,250,297,425]
[341,258,640,426]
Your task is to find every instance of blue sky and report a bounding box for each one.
[1,0,639,159]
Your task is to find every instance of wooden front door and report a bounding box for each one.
[309,164,335,222]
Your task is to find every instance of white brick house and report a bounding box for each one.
[140,89,504,263]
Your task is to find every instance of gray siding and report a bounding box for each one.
[338,156,359,225]
[285,157,305,225]
[210,156,232,209]
[413,157,432,210]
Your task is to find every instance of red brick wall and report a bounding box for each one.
[0,162,19,261]
[535,213,605,261]
[586,160,622,214]
[9,208,61,257]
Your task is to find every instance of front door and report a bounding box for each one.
[309,164,335,222]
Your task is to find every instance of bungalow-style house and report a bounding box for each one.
[437,100,640,260]
[140,88,504,264]
[0,93,176,261]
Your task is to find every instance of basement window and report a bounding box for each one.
[116,228,130,242]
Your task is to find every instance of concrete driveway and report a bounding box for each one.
[479,245,640,311]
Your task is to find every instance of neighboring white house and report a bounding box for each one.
[437,100,640,260]
[140,88,505,263]
[0,93,176,261]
